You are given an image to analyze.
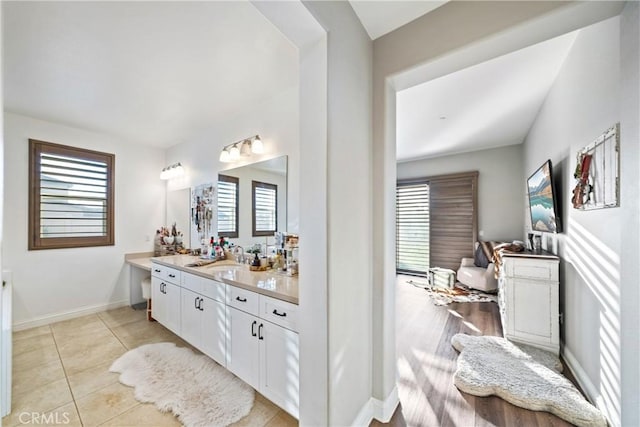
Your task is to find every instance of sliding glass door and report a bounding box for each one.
[396,182,430,275]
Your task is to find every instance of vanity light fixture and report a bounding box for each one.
[160,162,185,180]
[219,135,264,163]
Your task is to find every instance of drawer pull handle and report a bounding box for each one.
[258,323,264,340]
[168,274,176,278]
[154,269,161,273]
[272,309,287,317]
[194,297,199,310]
[251,320,257,337]
[198,298,204,311]
[235,296,247,303]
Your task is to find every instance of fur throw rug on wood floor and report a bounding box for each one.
[407,279,497,306]
[451,334,606,427]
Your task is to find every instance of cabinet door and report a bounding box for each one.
[200,296,226,367]
[259,321,299,419]
[181,288,201,348]
[508,278,558,350]
[226,307,259,389]
[151,277,166,325]
[164,281,181,336]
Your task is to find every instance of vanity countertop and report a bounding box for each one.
[151,254,299,305]
[125,252,154,271]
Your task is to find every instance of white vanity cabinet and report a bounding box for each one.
[226,291,299,418]
[150,261,299,419]
[151,266,181,336]
[498,252,560,354]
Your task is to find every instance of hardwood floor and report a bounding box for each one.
[371,275,576,427]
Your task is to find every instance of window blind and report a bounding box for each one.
[428,172,478,271]
[396,183,430,275]
[252,181,277,236]
[39,153,108,237]
[217,175,239,238]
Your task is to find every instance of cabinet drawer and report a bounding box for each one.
[504,259,558,281]
[151,263,164,278]
[151,263,182,284]
[162,266,182,284]
[227,285,259,316]
[182,273,225,303]
[259,295,298,332]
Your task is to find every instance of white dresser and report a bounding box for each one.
[498,251,560,354]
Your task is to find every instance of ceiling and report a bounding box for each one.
[4,1,579,161]
[349,1,448,40]
[3,1,299,148]
[396,31,578,162]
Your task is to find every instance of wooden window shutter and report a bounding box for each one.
[428,171,478,271]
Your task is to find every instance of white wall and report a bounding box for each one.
[522,15,637,426]
[397,144,524,242]
[618,3,640,425]
[3,113,165,329]
[299,2,374,425]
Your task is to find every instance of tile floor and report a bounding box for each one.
[3,306,298,427]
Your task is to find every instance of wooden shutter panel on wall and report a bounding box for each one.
[428,172,478,271]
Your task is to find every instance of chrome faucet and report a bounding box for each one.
[233,246,245,264]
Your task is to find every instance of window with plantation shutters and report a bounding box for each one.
[28,139,114,250]
[396,182,430,275]
[217,174,239,238]
[252,181,277,237]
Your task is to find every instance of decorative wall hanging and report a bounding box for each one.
[572,123,619,210]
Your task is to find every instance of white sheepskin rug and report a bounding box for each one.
[110,342,254,427]
[451,334,606,427]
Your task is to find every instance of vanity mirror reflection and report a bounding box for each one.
[217,155,287,250]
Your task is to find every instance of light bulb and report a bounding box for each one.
[230,144,240,160]
[219,149,230,163]
[251,136,264,154]
[173,163,184,177]
[240,140,252,156]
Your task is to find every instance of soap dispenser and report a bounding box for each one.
[251,252,261,267]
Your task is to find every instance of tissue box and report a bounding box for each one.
[429,267,456,289]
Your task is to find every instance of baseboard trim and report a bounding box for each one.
[13,300,129,331]
[352,386,399,426]
[562,346,614,426]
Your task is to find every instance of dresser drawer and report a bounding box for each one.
[504,258,558,281]
[259,295,298,332]
[226,285,259,316]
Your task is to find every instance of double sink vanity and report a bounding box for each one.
[128,254,299,419]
